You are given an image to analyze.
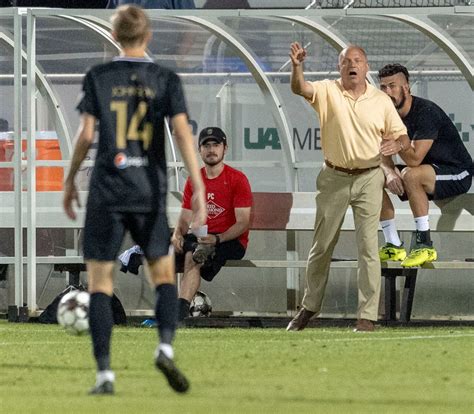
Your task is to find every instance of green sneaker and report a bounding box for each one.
[401,246,437,268]
[379,243,407,261]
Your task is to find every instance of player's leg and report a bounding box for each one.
[402,164,435,218]
[400,165,437,267]
[87,261,116,395]
[379,190,405,261]
[148,256,190,393]
[131,212,189,393]
[83,209,125,395]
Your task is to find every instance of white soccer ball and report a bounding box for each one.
[189,291,212,317]
[57,290,90,335]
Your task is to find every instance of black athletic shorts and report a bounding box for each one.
[84,208,170,261]
[396,163,472,201]
[175,233,246,282]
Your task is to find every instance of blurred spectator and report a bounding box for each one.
[11,0,108,7]
[106,0,195,8]
[202,0,250,8]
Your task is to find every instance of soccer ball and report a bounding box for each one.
[57,290,90,335]
[189,291,212,317]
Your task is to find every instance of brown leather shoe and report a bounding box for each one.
[286,307,316,331]
[353,319,375,332]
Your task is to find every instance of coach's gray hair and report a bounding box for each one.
[338,45,368,62]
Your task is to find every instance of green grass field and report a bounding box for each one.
[0,320,472,414]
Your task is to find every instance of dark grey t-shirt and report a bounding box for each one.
[403,96,472,171]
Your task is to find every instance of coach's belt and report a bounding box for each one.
[325,160,379,175]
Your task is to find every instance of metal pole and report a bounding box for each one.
[26,9,37,313]
[13,7,24,310]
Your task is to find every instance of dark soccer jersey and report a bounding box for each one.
[77,57,188,212]
[403,96,473,171]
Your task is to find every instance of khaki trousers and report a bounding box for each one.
[302,165,385,321]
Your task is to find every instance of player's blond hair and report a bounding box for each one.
[111,5,150,48]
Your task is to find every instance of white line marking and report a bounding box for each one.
[0,333,472,346]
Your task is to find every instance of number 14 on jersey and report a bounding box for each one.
[110,100,153,150]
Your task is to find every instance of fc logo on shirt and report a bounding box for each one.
[207,200,225,219]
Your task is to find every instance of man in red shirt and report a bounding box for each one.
[171,127,252,320]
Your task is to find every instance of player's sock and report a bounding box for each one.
[414,215,430,232]
[89,292,113,371]
[178,298,191,321]
[89,370,115,395]
[157,343,174,360]
[155,284,178,345]
[96,370,115,385]
[380,219,402,246]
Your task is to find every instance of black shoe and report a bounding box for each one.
[286,307,316,331]
[89,380,114,395]
[192,244,215,264]
[155,351,190,393]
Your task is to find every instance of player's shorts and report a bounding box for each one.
[395,163,472,201]
[175,234,246,282]
[84,208,170,261]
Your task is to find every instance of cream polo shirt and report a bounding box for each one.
[308,79,407,169]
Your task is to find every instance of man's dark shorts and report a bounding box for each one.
[175,234,246,282]
[396,163,472,201]
[84,209,170,261]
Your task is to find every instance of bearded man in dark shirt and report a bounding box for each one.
[378,64,472,267]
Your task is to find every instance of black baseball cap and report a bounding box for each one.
[198,127,227,146]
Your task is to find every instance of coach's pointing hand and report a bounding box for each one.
[290,42,307,66]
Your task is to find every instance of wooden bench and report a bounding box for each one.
[1,191,472,323]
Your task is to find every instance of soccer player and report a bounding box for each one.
[63,5,206,395]
[378,64,473,267]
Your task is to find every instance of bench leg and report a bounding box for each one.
[400,269,418,323]
[69,271,81,287]
[382,269,398,322]
[286,230,299,316]
[8,305,18,322]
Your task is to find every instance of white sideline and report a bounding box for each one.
[1,333,473,347]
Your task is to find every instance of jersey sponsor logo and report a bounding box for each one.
[114,152,128,169]
[114,152,149,169]
[207,200,225,219]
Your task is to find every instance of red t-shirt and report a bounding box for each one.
[182,164,252,248]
